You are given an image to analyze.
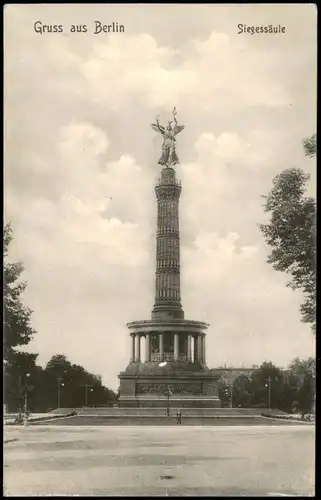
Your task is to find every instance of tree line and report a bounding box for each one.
[218,358,315,414]
[4,352,118,413]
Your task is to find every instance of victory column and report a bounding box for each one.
[118,108,220,408]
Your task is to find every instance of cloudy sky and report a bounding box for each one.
[5,4,316,389]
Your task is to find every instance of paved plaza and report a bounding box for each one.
[4,425,314,496]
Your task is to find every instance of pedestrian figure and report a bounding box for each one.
[14,413,22,425]
[176,409,182,425]
[166,407,170,417]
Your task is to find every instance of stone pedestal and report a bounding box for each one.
[118,362,220,408]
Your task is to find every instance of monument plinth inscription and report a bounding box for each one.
[118,109,220,408]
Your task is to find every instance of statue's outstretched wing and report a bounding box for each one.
[151,123,165,134]
[174,124,185,135]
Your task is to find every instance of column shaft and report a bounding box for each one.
[145,334,151,362]
[197,336,202,362]
[131,334,135,363]
[187,335,192,362]
[193,336,197,362]
[159,334,164,361]
[135,335,141,362]
[174,334,179,361]
[152,167,184,320]
[202,335,206,364]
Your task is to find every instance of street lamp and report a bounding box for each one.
[159,362,172,416]
[265,376,272,410]
[23,373,31,427]
[223,384,233,408]
[3,360,9,415]
[165,386,172,416]
[311,373,316,414]
[224,387,229,407]
[80,380,94,407]
[224,383,233,408]
[57,377,65,409]
[18,376,23,414]
[230,383,233,408]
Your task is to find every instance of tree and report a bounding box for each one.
[260,168,316,333]
[36,354,118,411]
[295,375,314,414]
[250,362,285,410]
[46,354,72,375]
[288,356,315,381]
[4,352,39,413]
[4,223,36,361]
[233,374,253,408]
[4,223,37,411]
[303,133,316,158]
[287,357,315,414]
[218,379,230,408]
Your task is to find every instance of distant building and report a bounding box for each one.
[211,366,288,385]
[211,367,256,385]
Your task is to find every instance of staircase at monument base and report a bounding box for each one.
[48,407,288,418]
[31,406,297,426]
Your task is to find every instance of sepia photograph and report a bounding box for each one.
[4,3,316,497]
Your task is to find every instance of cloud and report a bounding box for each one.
[16,27,288,116]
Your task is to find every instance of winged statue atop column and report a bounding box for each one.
[151,107,185,167]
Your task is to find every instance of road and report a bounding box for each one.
[4,425,314,496]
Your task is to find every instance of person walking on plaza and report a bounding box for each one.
[176,409,182,424]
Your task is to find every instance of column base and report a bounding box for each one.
[152,304,185,320]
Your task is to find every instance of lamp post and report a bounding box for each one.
[265,376,272,410]
[224,387,229,407]
[23,373,31,427]
[3,360,9,414]
[311,373,316,415]
[89,388,94,407]
[57,377,65,409]
[18,375,23,414]
[80,380,94,407]
[159,361,171,416]
[165,386,172,416]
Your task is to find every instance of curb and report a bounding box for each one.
[261,415,314,425]
[30,414,77,425]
